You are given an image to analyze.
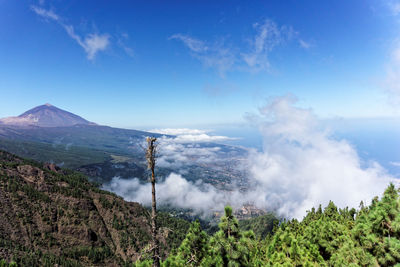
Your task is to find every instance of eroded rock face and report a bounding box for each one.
[43,162,61,173]
[0,150,188,266]
[17,165,45,184]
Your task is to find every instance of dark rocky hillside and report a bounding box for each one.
[0,150,189,266]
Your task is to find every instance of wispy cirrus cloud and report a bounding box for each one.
[31,5,109,60]
[63,24,110,60]
[379,1,400,104]
[241,19,296,72]
[387,0,400,15]
[117,33,134,58]
[169,34,236,77]
[385,43,400,104]
[31,6,59,20]
[31,5,132,60]
[299,39,312,49]
[169,34,208,53]
[170,19,309,75]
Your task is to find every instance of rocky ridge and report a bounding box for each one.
[0,150,189,266]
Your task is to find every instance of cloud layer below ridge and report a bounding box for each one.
[105,96,395,219]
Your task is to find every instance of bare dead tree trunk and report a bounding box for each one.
[146,137,160,267]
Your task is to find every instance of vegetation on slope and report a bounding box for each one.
[0,138,110,169]
[2,147,400,266]
[238,213,278,239]
[0,150,189,266]
[136,183,400,266]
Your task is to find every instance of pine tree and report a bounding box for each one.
[205,206,256,267]
[163,220,209,266]
[158,184,400,267]
[353,183,400,266]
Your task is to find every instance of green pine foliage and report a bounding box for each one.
[203,206,257,267]
[352,184,400,266]
[163,220,209,266]
[134,183,400,266]
[238,213,278,239]
[0,259,17,267]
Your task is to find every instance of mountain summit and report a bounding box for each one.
[0,104,96,127]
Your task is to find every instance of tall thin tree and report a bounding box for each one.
[146,137,160,267]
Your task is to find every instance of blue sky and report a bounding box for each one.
[1,0,400,128]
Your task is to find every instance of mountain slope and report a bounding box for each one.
[0,124,158,155]
[0,104,95,127]
[0,124,157,181]
[0,150,189,266]
[0,104,247,189]
[0,123,246,187]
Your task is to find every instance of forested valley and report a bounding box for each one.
[135,184,400,266]
[1,148,400,266]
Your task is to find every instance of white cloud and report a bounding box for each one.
[393,4,400,15]
[390,161,400,167]
[64,25,110,60]
[169,34,208,53]
[31,5,59,21]
[153,130,238,169]
[174,134,236,143]
[241,20,296,72]
[120,43,134,57]
[382,0,400,105]
[32,5,110,60]
[171,19,307,75]
[151,128,237,143]
[105,97,396,220]
[299,39,311,49]
[385,43,400,104]
[103,173,236,216]
[170,34,236,77]
[82,33,110,60]
[150,128,207,135]
[117,33,134,57]
[388,0,400,15]
[244,96,394,219]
